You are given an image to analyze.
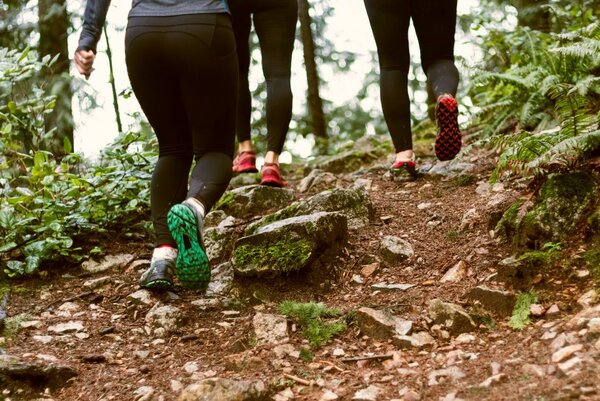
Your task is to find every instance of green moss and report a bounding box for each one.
[451,175,477,187]
[214,191,234,211]
[2,313,30,339]
[518,242,562,268]
[495,200,524,239]
[299,347,314,362]
[234,237,313,273]
[509,290,537,330]
[584,238,600,288]
[279,300,347,348]
[588,207,600,234]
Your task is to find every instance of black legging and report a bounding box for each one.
[125,14,237,246]
[364,0,459,153]
[229,0,297,154]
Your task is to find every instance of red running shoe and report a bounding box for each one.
[232,150,258,174]
[434,94,462,161]
[260,162,287,187]
[391,158,417,182]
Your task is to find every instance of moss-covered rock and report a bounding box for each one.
[213,185,295,219]
[204,226,236,264]
[233,212,348,276]
[495,172,598,247]
[246,188,374,235]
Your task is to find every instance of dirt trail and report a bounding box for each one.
[3,148,600,401]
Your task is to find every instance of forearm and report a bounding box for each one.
[77,0,112,53]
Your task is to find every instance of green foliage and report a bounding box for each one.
[518,242,562,268]
[278,300,347,348]
[469,11,600,181]
[299,347,313,362]
[509,290,538,330]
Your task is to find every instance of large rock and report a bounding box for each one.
[214,185,295,219]
[247,188,374,234]
[81,253,134,274]
[496,172,598,247]
[206,262,234,297]
[428,299,476,335]
[0,354,77,390]
[356,307,412,340]
[465,286,516,317]
[204,226,236,264]
[233,212,348,276]
[178,378,266,401]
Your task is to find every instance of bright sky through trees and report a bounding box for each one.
[69,0,481,159]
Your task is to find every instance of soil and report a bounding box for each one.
[2,147,599,401]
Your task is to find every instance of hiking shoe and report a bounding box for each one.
[391,158,417,182]
[167,203,210,288]
[260,162,287,187]
[232,150,258,174]
[434,94,462,161]
[139,256,175,290]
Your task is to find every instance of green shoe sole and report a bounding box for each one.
[167,204,210,288]
[141,278,174,290]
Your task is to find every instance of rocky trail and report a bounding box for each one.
[1,137,599,401]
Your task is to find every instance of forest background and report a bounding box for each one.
[0,0,599,277]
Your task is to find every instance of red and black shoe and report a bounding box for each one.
[391,158,417,182]
[434,94,462,161]
[232,150,258,174]
[260,162,287,187]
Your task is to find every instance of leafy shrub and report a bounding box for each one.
[0,47,158,276]
[468,10,600,181]
[509,290,538,330]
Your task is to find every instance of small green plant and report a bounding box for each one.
[446,230,464,241]
[279,300,347,348]
[452,175,477,187]
[299,347,313,362]
[583,241,600,287]
[509,290,538,330]
[2,313,30,339]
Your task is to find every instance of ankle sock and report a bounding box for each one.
[183,197,205,218]
[152,246,177,261]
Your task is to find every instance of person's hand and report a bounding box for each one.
[74,49,96,79]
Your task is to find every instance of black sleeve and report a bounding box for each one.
[77,0,112,53]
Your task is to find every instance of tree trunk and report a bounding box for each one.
[298,0,328,152]
[38,0,74,157]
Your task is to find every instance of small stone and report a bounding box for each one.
[428,367,466,386]
[273,344,296,359]
[477,373,507,388]
[134,351,150,359]
[398,387,421,401]
[530,304,545,317]
[253,313,289,345]
[20,320,43,330]
[440,261,467,283]
[371,283,415,291]
[578,290,598,308]
[82,276,112,290]
[47,321,84,334]
[138,365,150,374]
[171,380,184,393]
[551,344,583,363]
[32,335,53,344]
[587,318,600,335]
[333,348,345,357]
[379,236,414,265]
[133,386,154,401]
[320,390,339,401]
[353,385,381,401]
[127,290,154,306]
[454,333,476,344]
[58,302,81,313]
[460,208,480,230]
[274,388,294,401]
[558,356,582,375]
[81,254,134,274]
[522,363,545,378]
[352,274,364,284]
[417,202,432,210]
[360,263,379,277]
[541,331,557,341]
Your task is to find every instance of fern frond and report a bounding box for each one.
[526,129,600,173]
